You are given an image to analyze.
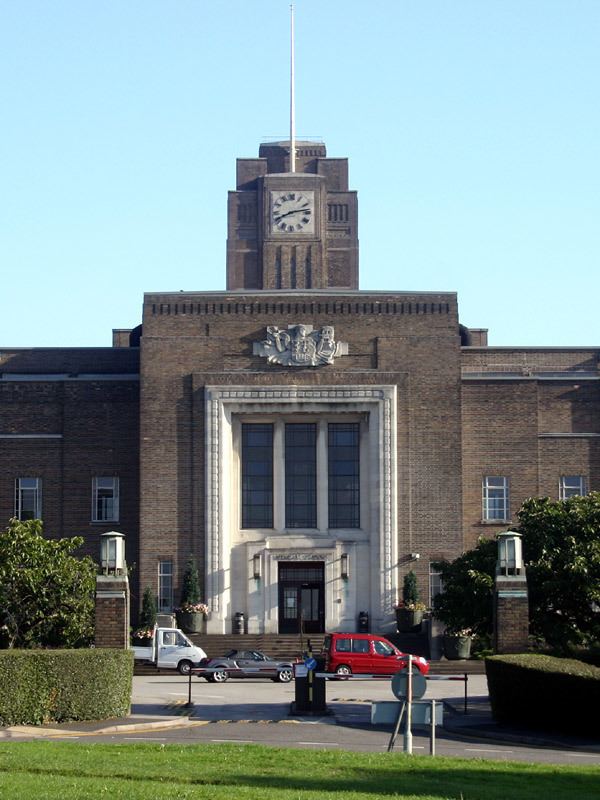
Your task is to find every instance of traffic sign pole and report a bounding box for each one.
[404,654,413,754]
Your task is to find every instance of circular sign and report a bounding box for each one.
[391,669,427,700]
[304,657,317,670]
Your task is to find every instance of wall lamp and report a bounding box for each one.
[253,553,262,580]
[340,553,349,580]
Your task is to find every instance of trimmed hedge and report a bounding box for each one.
[0,649,133,726]
[485,653,600,735]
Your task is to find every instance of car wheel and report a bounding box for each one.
[212,668,229,683]
[177,660,193,676]
[277,668,293,683]
[335,664,351,678]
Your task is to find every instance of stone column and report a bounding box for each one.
[95,574,130,649]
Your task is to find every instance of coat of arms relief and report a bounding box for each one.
[253,324,348,367]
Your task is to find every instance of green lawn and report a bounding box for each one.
[0,742,599,800]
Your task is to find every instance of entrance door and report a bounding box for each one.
[278,562,325,634]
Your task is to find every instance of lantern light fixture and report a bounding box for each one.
[253,553,262,580]
[341,553,349,580]
[100,531,126,575]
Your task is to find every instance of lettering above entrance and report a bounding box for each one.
[271,553,332,561]
[253,324,348,367]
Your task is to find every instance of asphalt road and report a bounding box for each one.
[20,673,599,766]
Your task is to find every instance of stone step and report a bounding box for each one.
[188,633,325,660]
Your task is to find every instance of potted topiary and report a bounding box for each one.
[132,586,157,644]
[441,628,473,660]
[175,557,208,634]
[395,571,427,632]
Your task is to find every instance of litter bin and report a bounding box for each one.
[233,611,245,634]
[293,660,327,715]
[358,610,369,632]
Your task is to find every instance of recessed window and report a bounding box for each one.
[429,564,444,608]
[328,423,360,528]
[285,423,317,528]
[240,418,362,531]
[158,560,173,612]
[92,477,120,522]
[15,477,42,520]
[559,475,586,500]
[482,476,509,521]
[242,424,274,528]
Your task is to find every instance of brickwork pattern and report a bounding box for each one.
[139,289,463,611]
[94,576,130,649]
[494,579,529,654]
[461,349,600,550]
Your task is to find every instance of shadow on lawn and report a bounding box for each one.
[225,766,600,800]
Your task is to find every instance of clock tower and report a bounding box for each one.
[226,140,358,290]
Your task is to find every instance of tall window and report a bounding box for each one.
[482,476,509,521]
[92,477,120,522]
[429,563,444,608]
[242,424,274,528]
[285,423,317,528]
[328,423,360,528]
[15,478,42,520]
[158,560,173,612]
[559,475,586,500]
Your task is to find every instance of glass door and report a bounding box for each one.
[278,562,325,634]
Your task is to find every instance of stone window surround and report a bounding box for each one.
[205,385,398,626]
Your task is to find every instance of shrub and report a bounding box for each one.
[402,571,418,605]
[139,586,157,629]
[0,518,96,648]
[180,557,201,606]
[485,653,600,736]
[0,649,133,726]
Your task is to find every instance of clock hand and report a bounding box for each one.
[276,207,311,221]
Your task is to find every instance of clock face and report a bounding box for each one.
[271,190,315,234]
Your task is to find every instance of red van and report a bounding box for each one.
[322,632,429,677]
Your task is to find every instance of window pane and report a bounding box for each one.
[242,424,273,528]
[285,424,317,528]
[483,476,508,521]
[328,423,360,528]
[560,475,586,500]
[158,560,173,612]
[15,477,41,520]
[92,477,119,522]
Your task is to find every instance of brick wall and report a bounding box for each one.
[494,577,529,653]
[94,575,130,649]
[0,349,140,610]
[138,289,463,609]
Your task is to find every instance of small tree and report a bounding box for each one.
[432,537,497,636]
[0,518,96,648]
[180,557,201,607]
[402,571,420,607]
[139,586,157,630]
[518,493,600,651]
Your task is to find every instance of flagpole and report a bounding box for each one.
[290,3,296,173]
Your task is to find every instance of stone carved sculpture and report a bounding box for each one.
[253,324,348,367]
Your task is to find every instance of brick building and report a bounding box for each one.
[1,140,598,635]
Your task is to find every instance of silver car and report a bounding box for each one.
[195,649,297,683]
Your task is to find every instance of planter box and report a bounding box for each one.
[395,609,424,633]
[176,611,206,634]
[443,635,472,660]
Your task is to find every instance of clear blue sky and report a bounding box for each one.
[1,1,598,347]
